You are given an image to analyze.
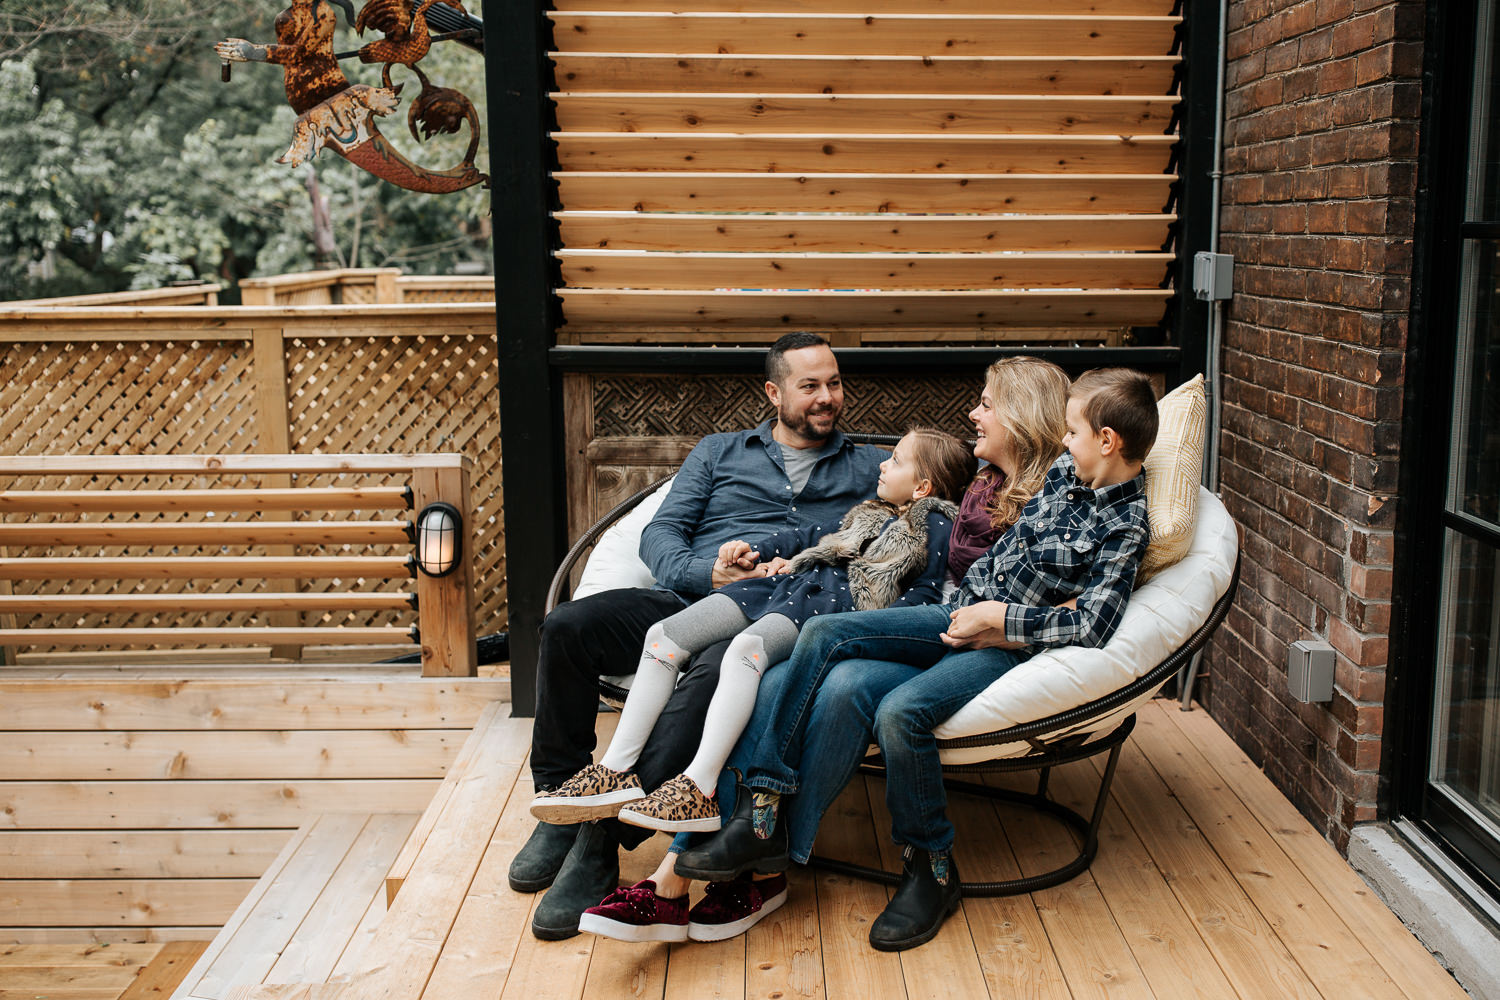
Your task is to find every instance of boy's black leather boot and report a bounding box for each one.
[869,845,961,952]
[674,782,788,881]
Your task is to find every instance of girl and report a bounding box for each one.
[530,426,976,835]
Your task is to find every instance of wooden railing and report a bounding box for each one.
[238,269,494,306]
[15,283,222,307]
[0,454,477,676]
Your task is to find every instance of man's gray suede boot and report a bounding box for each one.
[509,820,581,892]
[530,821,621,940]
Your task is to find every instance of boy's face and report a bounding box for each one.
[1063,396,1109,486]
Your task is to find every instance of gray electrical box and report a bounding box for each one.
[1192,251,1234,301]
[1287,639,1335,702]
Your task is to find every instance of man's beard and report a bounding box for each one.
[779,404,838,441]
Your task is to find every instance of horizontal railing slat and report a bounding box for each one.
[551,93,1179,135]
[0,556,413,580]
[0,593,415,613]
[0,627,416,647]
[555,211,1177,252]
[0,454,465,476]
[557,249,1176,290]
[552,132,1178,175]
[0,521,412,547]
[0,488,411,514]
[550,0,1179,13]
[555,172,1176,214]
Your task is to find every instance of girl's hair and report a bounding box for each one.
[901,426,977,503]
[974,356,1070,532]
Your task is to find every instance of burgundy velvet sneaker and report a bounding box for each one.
[687,872,788,942]
[577,879,689,943]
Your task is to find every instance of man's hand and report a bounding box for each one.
[941,601,1026,650]
[712,555,762,588]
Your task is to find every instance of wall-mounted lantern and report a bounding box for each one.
[415,502,462,578]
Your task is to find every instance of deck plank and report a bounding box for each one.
[1046,761,1239,998]
[815,777,905,1000]
[1162,703,1470,1000]
[1100,734,1324,999]
[120,942,210,1000]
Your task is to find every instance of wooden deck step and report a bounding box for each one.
[169,813,419,1000]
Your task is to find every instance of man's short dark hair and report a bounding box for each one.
[1071,368,1159,463]
[766,332,831,386]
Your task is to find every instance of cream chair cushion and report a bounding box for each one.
[1138,373,1207,582]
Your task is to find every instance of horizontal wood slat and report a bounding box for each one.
[555,172,1175,213]
[0,830,289,879]
[0,878,252,927]
[552,93,1179,135]
[552,132,1178,175]
[0,678,503,731]
[550,54,1179,95]
[0,779,440,829]
[0,593,414,614]
[548,14,1183,56]
[0,454,465,476]
[0,627,416,647]
[0,730,462,782]
[551,0,1178,13]
[558,287,1172,327]
[0,488,411,515]
[0,556,412,581]
[558,250,1175,290]
[556,211,1176,252]
[0,521,411,547]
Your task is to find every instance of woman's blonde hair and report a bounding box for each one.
[974,356,1069,532]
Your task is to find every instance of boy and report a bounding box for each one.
[673,367,1158,951]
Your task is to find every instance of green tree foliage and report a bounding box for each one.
[0,2,491,301]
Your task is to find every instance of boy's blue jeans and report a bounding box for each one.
[706,604,1025,858]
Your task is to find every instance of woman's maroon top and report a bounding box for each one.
[947,468,1007,582]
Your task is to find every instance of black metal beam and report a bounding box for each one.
[549,345,1182,376]
[1168,0,1225,385]
[484,0,559,717]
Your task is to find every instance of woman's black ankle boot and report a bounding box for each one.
[869,845,962,952]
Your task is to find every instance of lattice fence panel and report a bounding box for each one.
[0,340,295,645]
[399,288,495,304]
[1,332,505,647]
[285,334,504,635]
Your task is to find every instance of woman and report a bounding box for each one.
[577,356,1071,944]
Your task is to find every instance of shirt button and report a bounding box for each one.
[1064,534,1071,541]
[791,506,797,512]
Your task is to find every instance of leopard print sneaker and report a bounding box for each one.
[530,763,644,823]
[616,773,723,833]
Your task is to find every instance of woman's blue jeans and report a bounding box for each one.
[718,604,1024,858]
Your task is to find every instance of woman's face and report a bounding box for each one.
[968,386,1012,467]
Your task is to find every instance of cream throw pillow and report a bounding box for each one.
[1138,374,1206,582]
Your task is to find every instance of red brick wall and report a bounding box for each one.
[1206,0,1424,851]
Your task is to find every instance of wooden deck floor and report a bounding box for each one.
[9,698,1468,1000]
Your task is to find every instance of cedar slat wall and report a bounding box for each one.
[0,676,504,942]
[549,0,1183,343]
[0,306,505,648]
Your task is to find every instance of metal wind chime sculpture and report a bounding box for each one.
[215,0,489,194]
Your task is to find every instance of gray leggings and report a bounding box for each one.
[658,593,801,676]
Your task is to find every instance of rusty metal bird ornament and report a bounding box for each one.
[214,0,487,195]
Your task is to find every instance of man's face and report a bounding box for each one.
[767,345,844,445]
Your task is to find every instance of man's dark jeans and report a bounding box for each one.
[530,586,727,851]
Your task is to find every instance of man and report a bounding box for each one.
[513,331,885,939]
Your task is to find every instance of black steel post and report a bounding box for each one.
[1169,0,1224,386]
[484,0,560,716]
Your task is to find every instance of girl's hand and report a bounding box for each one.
[759,556,793,576]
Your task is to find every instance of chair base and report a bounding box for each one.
[808,714,1135,898]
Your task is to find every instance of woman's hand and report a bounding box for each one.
[941,601,1026,649]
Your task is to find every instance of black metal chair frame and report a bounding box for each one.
[545,442,1242,898]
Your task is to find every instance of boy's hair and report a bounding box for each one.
[979,356,1071,532]
[903,426,978,503]
[766,331,831,386]
[1070,368,1159,463]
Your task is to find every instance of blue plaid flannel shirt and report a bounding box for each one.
[954,452,1149,650]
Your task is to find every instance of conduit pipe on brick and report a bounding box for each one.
[1180,0,1230,711]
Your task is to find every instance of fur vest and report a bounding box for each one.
[784,496,958,612]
